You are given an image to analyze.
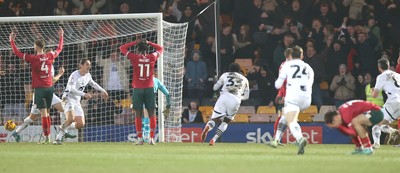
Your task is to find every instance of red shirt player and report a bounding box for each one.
[272,48,292,142]
[120,39,163,145]
[325,100,384,155]
[9,28,64,143]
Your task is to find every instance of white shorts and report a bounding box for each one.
[30,94,62,115]
[284,97,311,113]
[382,102,400,123]
[211,93,241,120]
[63,99,84,117]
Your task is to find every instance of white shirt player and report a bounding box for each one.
[375,70,400,103]
[275,59,314,103]
[214,72,250,100]
[63,70,106,102]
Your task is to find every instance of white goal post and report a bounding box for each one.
[0,13,187,143]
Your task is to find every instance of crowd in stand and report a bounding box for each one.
[0,0,400,124]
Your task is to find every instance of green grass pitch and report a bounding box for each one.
[1,143,399,173]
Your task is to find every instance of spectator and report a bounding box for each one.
[354,29,378,76]
[96,50,129,102]
[212,23,234,73]
[185,50,208,102]
[304,46,325,110]
[0,64,27,124]
[232,24,254,59]
[118,2,130,14]
[343,0,365,23]
[246,0,263,34]
[181,100,203,123]
[163,6,178,23]
[273,33,294,72]
[71,0,106,15]
[354,74,366,100]
[364,72,384,106]
[53,0,68,15]
[330,64,356,108]
[308,18,324,53]
[255,67,276,106]
[323,40,348,84]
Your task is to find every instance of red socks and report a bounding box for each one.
[41,116,51,136]
[135,116,142,138]
[150,116,157,138]
[273,116,281,137]
[352,136,362,148]
[361,136,372,148]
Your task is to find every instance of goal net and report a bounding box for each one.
[0,14,187,143]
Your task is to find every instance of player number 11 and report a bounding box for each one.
[138,63,150,78]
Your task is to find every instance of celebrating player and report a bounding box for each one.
[273,46,314,154]
[325,100,384,155]
[200,62,250,146]
[12,60,76,142]
[119,39,163,145]
[53,59,108,145]
[371,58,400,148]
[9,28,64,144]
[269,48,293,147]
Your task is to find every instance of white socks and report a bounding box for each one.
[15,117,34,134]
[380,125,397,134]
[372,125,381,145]
[288,122,303,142]
[212,122,228,141]
[275,116,287,141]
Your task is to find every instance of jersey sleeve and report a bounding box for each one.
[10,40,35,62]
[213,73,226,91]
[337,125,357,137]
[374,74,384,91]
[242,78,250,100]
[275,64,287,89]
[51,34,64,59]
[65,73,85,97]
[119,41,138,58]
[147,41,163,58]
[88,74,106,93]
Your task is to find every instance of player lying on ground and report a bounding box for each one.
[272,46,313,155]
[325,100,384,155]
[371,58,400,148]
[13,62,76,142]
[120,38,163,145]
[53,59,108,145]
[9,28,64,144]
[201,63,249,146]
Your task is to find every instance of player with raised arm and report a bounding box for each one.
[371,58,400,148]
[53,59,109,145]
[9,28,64,144]
[269,48,292,147]
[273,46,314,154]
[325,100,384,155]
[200,62,250,146]
[12,54,76,142]
[119,39,163,145]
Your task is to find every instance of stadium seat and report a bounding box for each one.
[313,115,325,122]
[202,114,211,123]
[256,106,277,115]
[298,105,318,122]
[119,99,132,108]
[233,114,249,123]
[320,81,329,90]
[199,106,214,116]
[319,105,337,117]
[237,106,256,114]
[249,114,269,123]
[269,114,279,122]
[234,59,253,74]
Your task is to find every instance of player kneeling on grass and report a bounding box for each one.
[13,65,76,142]
[201,63,249,146]
[53,59,108,145]
[325,100,384,155]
